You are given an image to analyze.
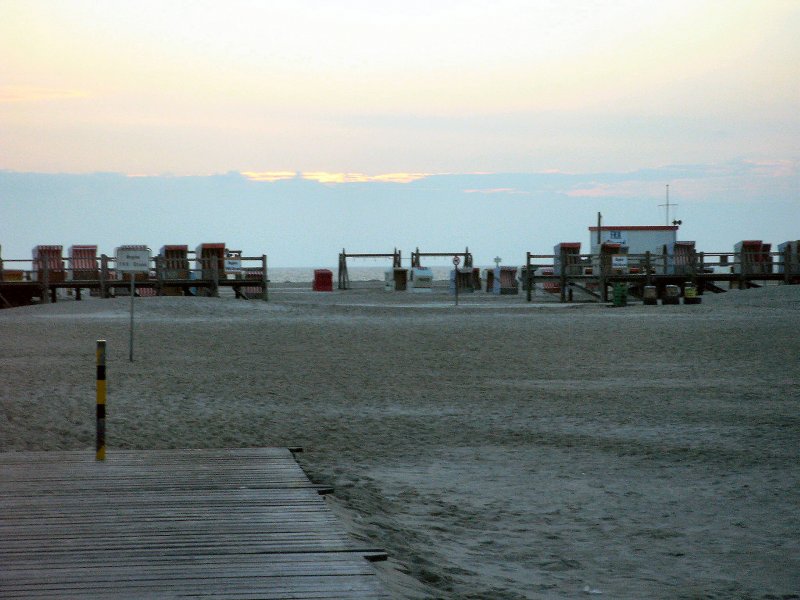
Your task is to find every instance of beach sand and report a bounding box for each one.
[1,286,799,599]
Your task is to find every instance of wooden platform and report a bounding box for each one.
[0,448,389,599]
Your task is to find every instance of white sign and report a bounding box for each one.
[115,247,151,272]
[224,258,242,273]
[604,235,628,246]
[611,255,628,268]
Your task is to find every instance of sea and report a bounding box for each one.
[269,265,489,284]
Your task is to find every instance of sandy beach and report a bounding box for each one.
[1,285,798,599]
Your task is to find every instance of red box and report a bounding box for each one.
[313,269,333,291]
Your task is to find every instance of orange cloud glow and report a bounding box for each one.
[241,171,297,182]
[369,172,431,183]
[0,85,89,103]
[301,172,430,184]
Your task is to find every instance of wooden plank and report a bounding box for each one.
[0,449,388,599]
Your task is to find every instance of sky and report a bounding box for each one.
[1,1,798,266]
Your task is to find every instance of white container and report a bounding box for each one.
[409,267,433,293]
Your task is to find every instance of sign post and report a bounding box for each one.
[453,255,461,306]
[115,246,151,362]
[611,255,628,272]
[96,339,106,461]
[225,251,242,275]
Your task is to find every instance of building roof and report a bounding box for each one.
[588,226,679,231]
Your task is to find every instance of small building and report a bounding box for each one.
[449,268,474,295]
[160,245,190,279]
[409,267,433,293]
[196,243,226,279]
[160,245,189,295]
[664,241,696,275]
[553,243,582,276]
[32,245,66,283]
[519,266,536,291]
[777,240,799,278]
[384,268,408,291]
[470,268,481,291]
[733,240,772,275]
[593,242,628,275]
[492,266,519,295]
[68,245,98,281]
[313,269,333,292]
[241,267,265,297]
[588,225,679,256]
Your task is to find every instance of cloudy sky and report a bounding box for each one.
[1,1,798,265]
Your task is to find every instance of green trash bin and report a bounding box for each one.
[612,283,627,307]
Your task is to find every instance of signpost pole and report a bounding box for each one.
[115,246,151,363]
[96,340,106,461]
[129,277,135,362]
[453,255,460,306]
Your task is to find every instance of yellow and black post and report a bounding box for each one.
[96,339,106,461]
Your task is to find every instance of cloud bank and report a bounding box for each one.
[2,162,796,267]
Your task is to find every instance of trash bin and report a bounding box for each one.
[683,282,701,304]
[612,283,627,307]
[662,284,680,305]
[642,285,658,305]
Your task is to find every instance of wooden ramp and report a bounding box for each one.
[0,448,389,599]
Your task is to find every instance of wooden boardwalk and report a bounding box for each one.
[0,448,389,599]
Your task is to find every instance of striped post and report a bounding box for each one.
[96,340,106,461]
[261,254,269,301]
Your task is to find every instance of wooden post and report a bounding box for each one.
[645,251,652,286]
[96,340,106,461]
[526,252,532,302]
[337,250,348,290]
[212,259,219,297]
[740,251,748,290]
[785,245,792,285]
[698,252,705,294]
[128,277,135,362]
[261,254,269,301]
[597,212,602,245]
[156,255,164,296]
[559,248,567,303]
[47,256,59,302]
[42,261,50,304]
[100,254,108,299]
[599,254,607,303]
